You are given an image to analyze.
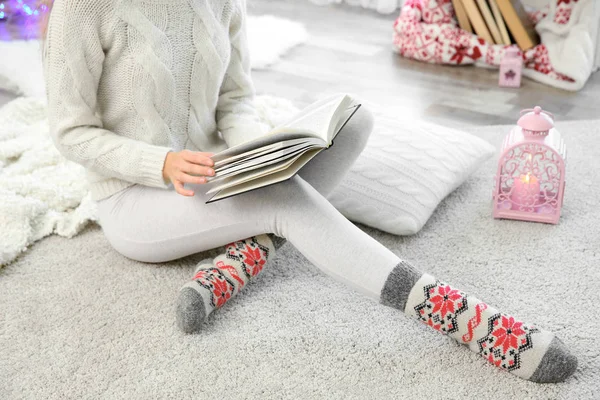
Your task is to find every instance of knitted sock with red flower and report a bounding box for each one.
[176,234,280,333]
[380,261,577,383]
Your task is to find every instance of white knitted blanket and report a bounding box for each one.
[0,95,300,266]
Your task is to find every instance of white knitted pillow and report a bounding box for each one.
[328,116,496,235]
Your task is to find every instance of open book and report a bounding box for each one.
[204,94,361,203]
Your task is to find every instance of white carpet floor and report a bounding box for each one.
[1,121,599,399]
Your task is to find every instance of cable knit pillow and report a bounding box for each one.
[328,116,496,235]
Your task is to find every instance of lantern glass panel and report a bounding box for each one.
[496,143,563,216]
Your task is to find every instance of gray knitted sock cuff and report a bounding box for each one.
[267,233,287,250]
[379,260,424,313]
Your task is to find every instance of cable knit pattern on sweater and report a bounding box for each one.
[43,0,267,201]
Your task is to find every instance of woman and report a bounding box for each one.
[42,0,576,383]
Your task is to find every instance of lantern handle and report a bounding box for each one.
[520,107,555,121]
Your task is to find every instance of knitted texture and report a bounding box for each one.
[0,16,309,98]
[328,113,495,235]
[176,234,275,333]
[403,273,577,382]
[0,98,98,266]
[43,0,268,202]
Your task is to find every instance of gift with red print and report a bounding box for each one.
[393,0,600,91]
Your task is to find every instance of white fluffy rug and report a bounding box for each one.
[0,15,308,98]
[1,121,598,399]
[247,15,308,69]
[0,98,96,265]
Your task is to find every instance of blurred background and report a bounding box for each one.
[0,0,598,127]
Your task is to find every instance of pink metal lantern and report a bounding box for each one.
[499,47,523,88]
[493,106,566,224]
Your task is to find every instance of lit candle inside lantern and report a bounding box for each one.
[512,173,540,209]
[493,106,565,224]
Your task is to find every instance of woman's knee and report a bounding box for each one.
[265,176,335,229]
[341,100,374,152]
[274,175,320,203]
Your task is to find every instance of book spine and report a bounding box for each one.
[489,0,512,45]
[476,0,503,45]
[496,0,539,51]
[452,0,473,33]
[461,0,494,44]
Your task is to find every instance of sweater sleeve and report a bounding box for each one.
[216,0,269,148]
[43,0,173,189]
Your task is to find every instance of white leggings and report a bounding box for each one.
[97,106,401,300]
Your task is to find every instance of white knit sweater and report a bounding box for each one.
[43,0,267,201]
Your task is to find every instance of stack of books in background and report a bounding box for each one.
[452,0,540,50]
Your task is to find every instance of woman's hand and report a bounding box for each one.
[162,150,215,197]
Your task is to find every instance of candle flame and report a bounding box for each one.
[520,173,537,185]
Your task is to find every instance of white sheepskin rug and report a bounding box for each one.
[247,15,308,69]
[0,15,308,98]
[0,98,95,265]
[0,96,299,266]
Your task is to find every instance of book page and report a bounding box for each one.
[211,131,324,164]
[213,142,280,168]
[281,95,355,142]
[273,93,347,131]
[214,140,320,176]
[212,94,352,165]
[208,142,321,183]
[206,149,319,195]
[207,148,322,202]
[215,138,318,172]
[279,103,339,141]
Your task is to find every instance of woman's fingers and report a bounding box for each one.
[181,162,215,177]
[166,151,214,197]
[176,172,207,185]
[181,150,215,167]
[174,171,209,197]
[174,181,195,197]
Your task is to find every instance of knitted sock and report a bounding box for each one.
[379,261,577,383]
[176,234,285,333]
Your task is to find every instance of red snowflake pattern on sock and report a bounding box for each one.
[414,281,468,334]
[193,268,235,309]
[226,237,270,278]
[241,246,267,276]
[215,260,246,292]
[477,314,538,371]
